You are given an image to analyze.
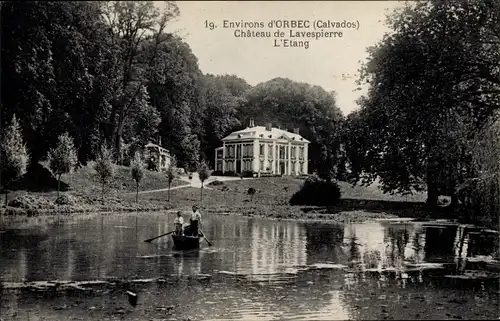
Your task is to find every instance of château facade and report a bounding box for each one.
[215,120,309,176]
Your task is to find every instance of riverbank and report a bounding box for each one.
[1,172,482,228]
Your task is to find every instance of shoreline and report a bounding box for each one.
[0,198,479,229]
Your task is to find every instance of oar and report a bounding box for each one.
[199,228,212,247]
[144,230,175,243]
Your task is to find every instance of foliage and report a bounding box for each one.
[1,1,348,192]
[457,115,500,228]
[1,115,30,189]
[130,152,145,202]
[165,155,177,201]
[47,132,78,197]
[345,0,500,208]
[248,187,256,201]
[197,160,211,201]
[238,77,344,180]
[289,174,341,206]
[94,144,115,197]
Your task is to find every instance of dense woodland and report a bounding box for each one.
[1,1,499,227]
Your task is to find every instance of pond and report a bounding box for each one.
[0,212,499,320]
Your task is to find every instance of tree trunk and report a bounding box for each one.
[426,164,439,210]
[200,183,203,201]
[4,191,8,207]
[57,174,61,198]
[114,122,124,165]
[102,181,105,201]
[168,182,171,202]
[136,182,139,203]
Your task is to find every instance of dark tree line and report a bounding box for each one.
[343,0,500,225]
[1,1,345,180]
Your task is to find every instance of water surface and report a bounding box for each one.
[0,212,498,320]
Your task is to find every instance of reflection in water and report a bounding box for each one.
[1,213,499,320]
[245,220,307,277]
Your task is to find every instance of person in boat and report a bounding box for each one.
[174,211,184,235]
[189,205,202,236]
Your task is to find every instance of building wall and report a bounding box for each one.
[215,138,308,176]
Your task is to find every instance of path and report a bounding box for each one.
[135,173,250,195]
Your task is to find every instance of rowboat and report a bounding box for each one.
[171,234,201,250]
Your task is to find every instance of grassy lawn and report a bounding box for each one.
[1,162,188,216]
[60,161,188,195]
[135,177,428,222]
[2,168,430,222]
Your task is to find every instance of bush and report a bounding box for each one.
[289,174,341,206]
[55,194,77,206]
[241,171,255,178]
[208,180,224,186]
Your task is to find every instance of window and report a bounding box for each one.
[299,162,303,173]
[260,160,264,170]
[299,147,304,158]
[268,144,273,157]
[260,144,264,156]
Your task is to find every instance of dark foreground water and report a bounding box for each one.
[0,212,499,320]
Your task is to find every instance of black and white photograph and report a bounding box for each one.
[0,1,499,320]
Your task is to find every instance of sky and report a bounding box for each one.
[163,1,407,115]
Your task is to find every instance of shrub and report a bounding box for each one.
[241,170,255,178]
[289,174,341,206]
[208,180,223,186]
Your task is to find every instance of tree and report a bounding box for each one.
[94,144,115,199]
[457,114,500,228]
[197,161,211,201]
[47,132,78,198]
[1,115,29,205]
[347,0,500,207]
[101,1,179,161]
[1,1,118,164]
[165,155,177,202]
[238,77,344,181]
[130,152,144,203]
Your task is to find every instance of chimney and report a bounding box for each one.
[249,118,255,127]
[265,123,272,131]
[293,128,300,135]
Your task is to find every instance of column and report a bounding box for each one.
[287,142,292,175]
[272,141,277,175]
[295,144,300,174]
[253,139,259,173]
[240,143,244,174]
[304,143,309,174]
[222,142,226,173]
[264,143,268,173]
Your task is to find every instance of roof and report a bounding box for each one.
[145,143,170,154]
[221,126,310,143]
